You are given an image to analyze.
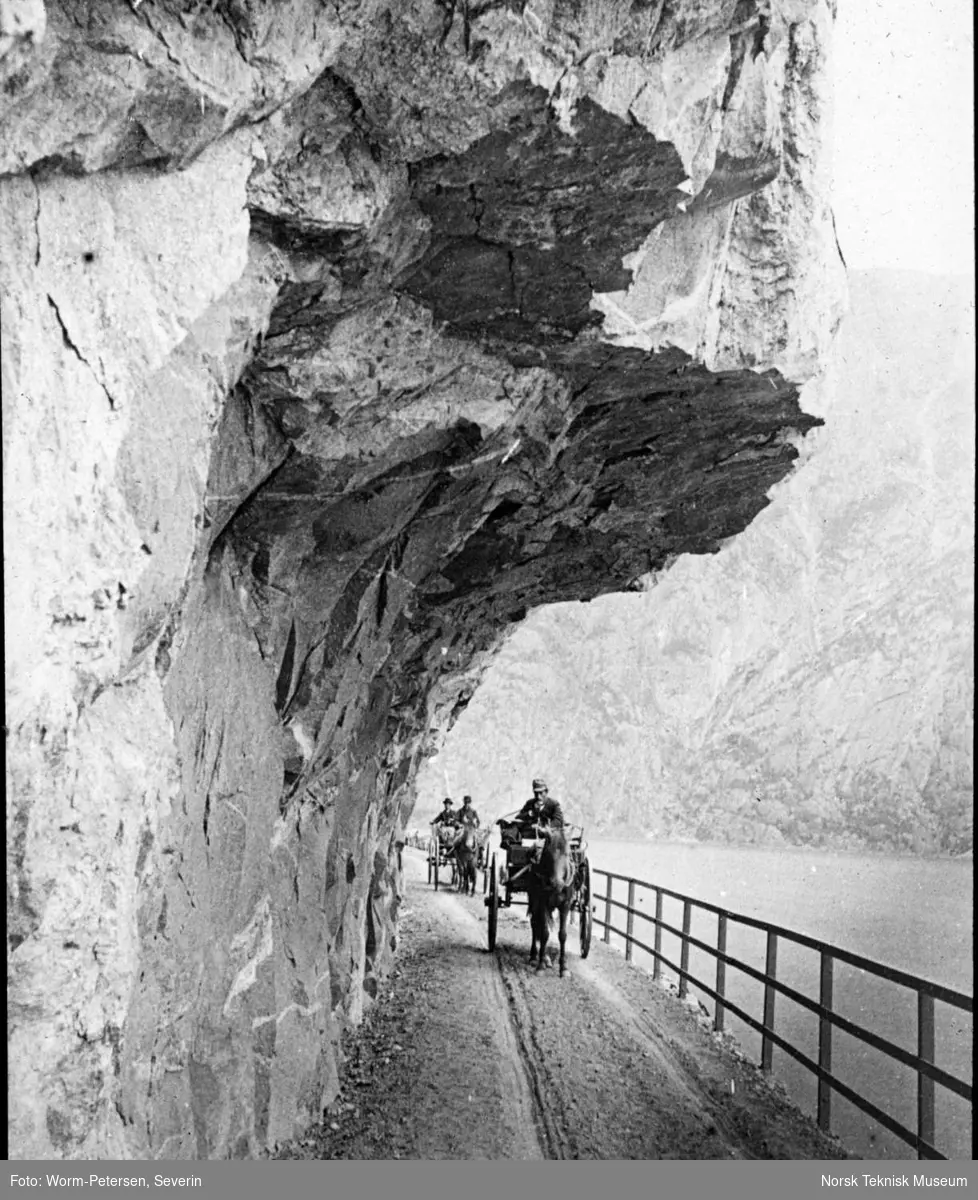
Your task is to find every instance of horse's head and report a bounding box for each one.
[537,828,574,890]
[543,827,567,852]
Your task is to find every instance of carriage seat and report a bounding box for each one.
[499,821,523,848]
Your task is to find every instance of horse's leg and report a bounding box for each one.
[558,902,568,977]
[537,905,551,970]
[528,896,539,965]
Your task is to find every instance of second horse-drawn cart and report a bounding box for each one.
[427,825,492,892]
[484,817,593,957]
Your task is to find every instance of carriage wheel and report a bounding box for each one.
[487,855,499,952]
[433,849,440,891]
[579,858,593,959]
[482,852,490,894]
[427,840,436,885]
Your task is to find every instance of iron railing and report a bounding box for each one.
[592,867,973,1160]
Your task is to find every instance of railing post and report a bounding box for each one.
[679,899,692,999]
[761,931,778,1072]
[653,888,663,980]
[917,991,935,1157]
[625,880,636,962]
[714,912,727,1032]
[603,875,612,944]
[818,951,834,1132]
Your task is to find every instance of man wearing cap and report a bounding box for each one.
[514,778,564,835]
[431,797,458,828]
[457,795,480,829]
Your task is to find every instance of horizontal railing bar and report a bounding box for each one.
[713,990,946,1160]
[686,964,969,1113]
[597,924,694,978]
[625,951,948,1161]
[592,908,972,1101]
[599,920,638,946]
[602,895,674,930]
[647,919,970,1099]
[593,909,947,1155]
[601,893,660,924]
[823,1012,970,1102]
[591,884,964,1159]
[591,869,971,1011]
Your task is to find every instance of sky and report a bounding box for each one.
[832,0,974,275]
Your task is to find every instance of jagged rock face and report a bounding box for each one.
[422,271,974,853]
[3,0,844,1159]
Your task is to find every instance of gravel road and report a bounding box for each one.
[275,850,851,1160]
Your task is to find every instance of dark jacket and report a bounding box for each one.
[457,806,480,828]
[516,796,564,829]
[432,809,458,827]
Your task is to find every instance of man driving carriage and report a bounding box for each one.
[513,778,564,834]
[495,778,565,860]
[431,797,458,829]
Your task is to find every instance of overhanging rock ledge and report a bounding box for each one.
[3,0,845,1159]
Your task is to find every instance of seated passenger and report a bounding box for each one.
[457,795,480,828]
[431,797,458,829]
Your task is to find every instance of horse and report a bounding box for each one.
[451,826,479,896]
[526,827,578,977]
[436,823,461,886]
[474,827,491,869]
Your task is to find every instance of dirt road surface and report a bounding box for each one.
[275,850,851,1160]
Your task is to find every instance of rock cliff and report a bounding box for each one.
[4,0,844,1158]
[423,271,974,853]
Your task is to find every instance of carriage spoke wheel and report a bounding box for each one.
[427,840,435,886]
[433,846,440,891]
[487,854,499,952]
[579,858,593,959]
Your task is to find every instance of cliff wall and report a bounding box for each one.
[3,0,844,1158]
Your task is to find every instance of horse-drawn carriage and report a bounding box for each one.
[485,817,593,970]
[427,824,491,893]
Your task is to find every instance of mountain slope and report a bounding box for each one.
[419,271,975,853]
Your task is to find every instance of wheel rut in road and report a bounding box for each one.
[493,955,577,1159]
[274,853,852,1161]
[439,893,547,1159]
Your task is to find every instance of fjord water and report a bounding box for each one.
[589,840,973,1160]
